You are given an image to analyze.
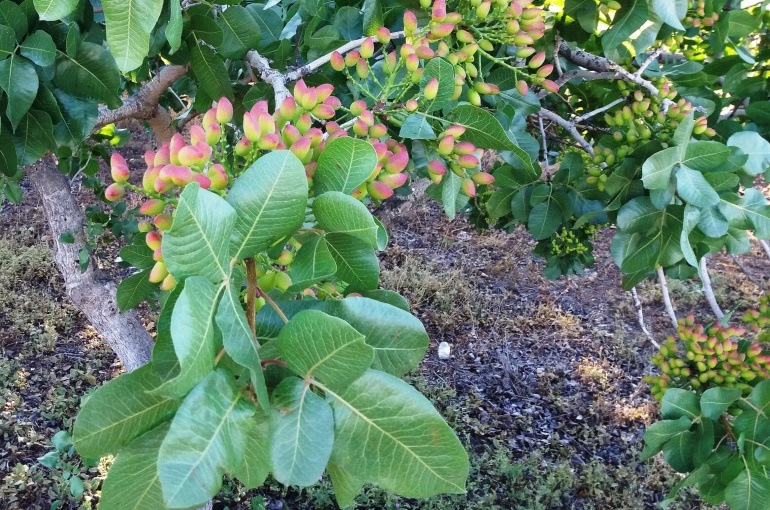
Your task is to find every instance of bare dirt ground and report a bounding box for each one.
[2,147,769,509]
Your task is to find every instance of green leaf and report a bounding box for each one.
[699,206,729,237]
[217,5,261,60]
[99,424,169,510]
[420,58,455,113]
[640,416,692,460]
[152,277,224,398]
[700,387,742,420]
[681,204,700,267]
[166,0,183,53]
[651,0,686,30]
[0,2,27,40]
[727,132,770,176]
[116,269,154,312]
[32,0,78,21]
[245,5,282,48]
[601,0,648,54]
[278,310,373,391]
[0,55,38,131]
[676,166,719,208]
[399,114,436,140]
[683,141,732,172]
[326,370,469,498]
[313,191,380,249]
[438,170,465,219]
[327,461,365,508]
[725,9,760,39]
[162,184,235,283]
[617,197,662,233]
[528,197,563,240]
[53,89,98,148]
[662,388,700,420]
[288,234,337,291]
[232,409,270,489]
[73,364,180,459]
[719,189,770,239]
[0,131,17,177]
[189,14,224,47]
[325,233,379,292]
[725,470,770,510]
[190,43,233,102]
[13,109,55,165]
[159,369,255,508]
[642,146,680,190]
[215,270,269,411]
[673,114,695,154]
[361,0,383,35]
[314,137,378,195]
[19,30,56,67]
[119,244,155,270]
[449,104,516,151]
[746,102,770,125]
[227,150,308,260]
[0,25,15,58]
[102,0,163,73]
[55,42,122,109]
[151,285,183,382]
[270,377,334,486]
[564,0,597,32]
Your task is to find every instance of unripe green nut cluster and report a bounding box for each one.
[646,314,770,400]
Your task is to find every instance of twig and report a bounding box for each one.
[699,256,725,320]
[635,47,663,77]
[657,267,679,329]
[537,114,550,170]
[731,254,766,290]
[95,65,187,129]
[539,109,595,156]
[759,240,770,260]
[245,50,293,104]
[256,286,289,324]
[631,287,660,349]
[572,97,625,125]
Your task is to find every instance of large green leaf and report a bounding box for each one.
[640,416,692,460]
[719,189,770,239]
[650,0,686,30]
[0,25,15,58]
[0,131,18,177]
[699,206,729,237]
[158,369,256,508]
[700,387,742,421]
[676,166,719,208]
[725,470,770,510]
[98,424,169,510]
[270,377,334,486]
[325,233,379,292]
[727,132,770,176]
[313,191,380,249]
[166,0,183,53]
[19,31,56,67]
[528,197,563,240]
[55,42,122,109]
[116,269,154,312]
[327,461,365,508]
[227,150,308,260]
[0,2,26,40]
[152,277,224,398]
[102,0,163,73]
[449,104,516,151]
[601,0,648,53]
[32,0,78,20]
[278,310,373,391]
[73,364,180,459]
[617,197,662,233]
[681,203,700,267]
[288,235,337,290]
[420,58,455,113]
[564,0,597,32]
[361,0,383,35]
[215,269,269,411]
[0,55,38,130]
[314,137,378,195]
[190,43,233,102]
[217,5,261,60]
[13,109,55,165]
[642,146,680,190]
[326,370,469,498]
[162,184,235,283]
[683,141,732,172]
[662,388,700,420]
[399,114,436,140]
[232,409,270,489]
[53,89,98,148]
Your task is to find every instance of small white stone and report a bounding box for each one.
[438,342,451,359]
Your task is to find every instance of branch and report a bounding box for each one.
[631,287,660,349]
[95,65,187,130]
[572,97,626,125]
[245,50,293,105]
[657,267,679,329]
[700,256,725,320]
[759,239,770,261]
[537,114,550,170]
[539,108,595,156]
[28,157,154,372]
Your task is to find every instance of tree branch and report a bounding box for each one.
[28,157,154,372]
[539,108,595,156]
[631,287,660,349]
[700,256,725,320]
[95,65,187,130]
[657,267,679,330]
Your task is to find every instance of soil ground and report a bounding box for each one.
[2,144,769,509]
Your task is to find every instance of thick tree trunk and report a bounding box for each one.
[29,157,154,372]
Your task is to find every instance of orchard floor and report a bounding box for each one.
[2,161,769,509]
